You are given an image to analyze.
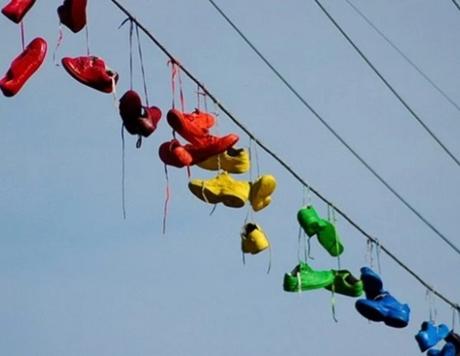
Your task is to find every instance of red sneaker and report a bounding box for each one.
[167,108,216,144]
[0,37,47,97]
[186,134,239,164]
[57,0,87,33]
[2,0,36,23]
[61,56,118,93]
[158,139,193,168]
[119,90,162,137]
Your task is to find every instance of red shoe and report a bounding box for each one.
[57,0,87,33]
[158,139,193,168]
[2,0,36,23]
[0,37,47,97]
[61,56,118,93]
[186,134,239,164]
[119,90,162,137]
[167,108,216,144]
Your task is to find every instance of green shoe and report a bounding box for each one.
[297,206,328,237]
[325,270,363,297]
[317,221,344,257]
[283,262,334,292]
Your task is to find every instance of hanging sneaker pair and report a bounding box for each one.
[283,262,362,296]
[355,267,410,328]
[0,37,47,97]
[61,56,118,93]
[241,223,269,255]
[415,321,450,352]
[197,147,250,174]
[2,0,35,23]
[427,343,457,356]
[159,109,239,167]
[119,90,162,138]
[58,0,87,33]
[188,171,276,211]
[297,205,344,257]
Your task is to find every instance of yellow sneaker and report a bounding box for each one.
[249,175,277,212]
[241,223,270,254]
[188,172,250,208]
[196,147,250,174]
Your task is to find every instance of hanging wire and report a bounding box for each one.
[135,24,150,106]
[204,0,460,257]
[451,0,460,11]
[313,0,460,167]
[345,0,460,114]
[108,0,460,313]
[121,124,127,220]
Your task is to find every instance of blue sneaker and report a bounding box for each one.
[355,291,410,328]
[360,267,384,299]
[415,321,450,352]
[427,342,456,356]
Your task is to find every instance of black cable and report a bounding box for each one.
[346,0,460,114]
[451,0,460,11]
[314,0,460,168]
[205,0,460,256]
[108,0,460,312]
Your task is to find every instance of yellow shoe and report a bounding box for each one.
[249,175,277,212]
[188,172,250,208]
[241,223,270,254]
[196,148,250,174]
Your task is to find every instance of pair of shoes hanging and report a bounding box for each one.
[119,90,162,138]
[1,1,47,97]
[355,267,410,328]
[159,109,239,167]
[241,223,269,255]
[297,205,344,257]
[415,321,450,352]
[283,262,363,297]
[188,171,276,211]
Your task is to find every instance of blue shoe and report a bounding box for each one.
[360,267,384,299]
[355,291,410,328]
[415,321,450,352]
[427,342,456,356]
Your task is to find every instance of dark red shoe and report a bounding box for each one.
[167,108,216,144]
[61,56,118,93]
[119,90,162,137]
[186,134,239,164]
[2,0,36,23]
[57,0,87,33]
[159,139,193,168]
[0,37,47,97]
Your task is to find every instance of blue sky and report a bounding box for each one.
[1,1,460,355]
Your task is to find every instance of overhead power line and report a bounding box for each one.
[313,0,460,168]
[345,0,460,114]
[451,0,460,12]
[108,0,460,312]
[205,0,460,256]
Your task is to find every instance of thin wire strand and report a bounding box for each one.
[108,0,460,312]
[204,0,460,256]
[451,0,460,11]
[135,24,150,106]
[313,0,460,167]
[346,0,460,114]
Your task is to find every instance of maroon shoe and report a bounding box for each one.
[2,0,36,23]
[57,0,87,33]
[166,108,216,144]
[0,37,47,97]
[159,139,193,168]
[119,90,162,137]
[61,56,118,93]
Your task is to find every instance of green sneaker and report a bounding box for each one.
[317,221,344,257]
[297,206,327,237]
[325,270,363,297]
[283,262,334,292]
